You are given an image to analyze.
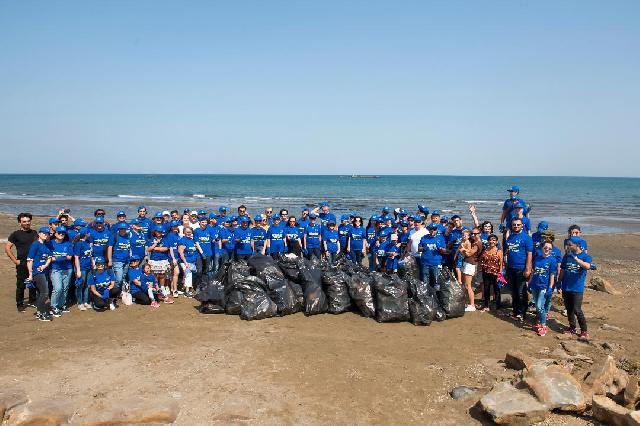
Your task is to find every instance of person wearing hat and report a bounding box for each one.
[528,241,558,337]
[6,212,38,312]
[559,236,592,339]
[26,227,54,321]
[417,224,446,289]
[66,217,87,242]
[252,215,268,255]
[108,222,132,290]
[297,208,310,233]
[218,218,236,265]
[283,216,302,257]
[147,212,165,238]
[505,217,534,321]
[135,206,152,236]
[218,206,228,219]
[129,219,147,261]
[265,215,286,259]
[428,211,445,235]
[166,220,183,297]
[178,226,199,297]
[313,202,336,228]
[304,213,323,261]
[397,221,411,252]
[371,228,391,272]
[73,227,93,311]
[563,225,588,253]
[88,256,120,311]
[47,217,60,236]
[193,215,214,280]
[114,210,128,230]
[322,220,340,264]
[47,225,74,316]
[338,215,352,260]
[88,209,110,230]
[365,215,380,271]
[417,205,430,220]
[506,202,530,234]
[444,215,469,270]
[385,234,401,273]
[88,216,113,260]
[128,256,162,307]
[501,185,530,226]
[406,216,428,278]
[234,217,254,261]
[209,216,223,275]
[531,221,550,251]
[347,216,367,265]
[146,226,171,295]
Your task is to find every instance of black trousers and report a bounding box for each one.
[351,250,364,265]
[482,272,501,309]
[16,262,36,307]
[90,287,122,310]
[134,291,152,305]
[507,268,528,316]
[33,273,49,314]
[563,291,587,332]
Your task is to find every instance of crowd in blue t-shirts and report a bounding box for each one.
[13,185,593,337]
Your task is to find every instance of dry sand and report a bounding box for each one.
[1,213,639,424]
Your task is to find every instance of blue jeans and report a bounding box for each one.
[544,287,554,314]
[327,252,337,264]
[75,269,90,305]
[532,288,547,325]
[112,262,129,289]
[507,268,528,317]
[306,248,322,261]
[421,264,440,289]
[368,253,376,272]
[51,268,72,309]
[351,250,364,265]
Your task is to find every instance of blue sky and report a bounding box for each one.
[1,1,638,176]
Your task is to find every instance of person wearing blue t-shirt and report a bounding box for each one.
[108,222,132,290]
[397,221,411,252]
[88,216,113,259]
[532,221,549,251]
[146,227,171,294]
[505,217,534,320]
[365,216,380,271]
[385,234,401,273]
[303,213,322,261]
[322,220,340,264]
[444,215,468,270]
[528,242,558,337]
[283,216,302,257]
[563,224,589,253]
[165,221,182,297]
[418,224,447,289]
[252,215,268,255]
[347,216,367,265]
[500,185,530,225]
[27,227,54,321]
[178,227,199,298]
[88,257,120,311]
[193,217,214,279]
[338,215,352,260]
[559,236,593,338]
[73,227,93,311]
[297,209,310,234]
[265,216,286,258]
[314,202,336,228]
[218,218,236,264]
[128,257,161,307]
[48,226,74,315]
[372,228,391,272]
[129,219,147,260]
[507,203,531,234]
[234,217,254,260]
[135,206,152,236]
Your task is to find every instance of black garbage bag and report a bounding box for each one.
[277,254,303,283]
[373,273,409,322]
[303,280,328,315]
[299,258,323,291]
[224,261,251,315]
[434,306,446,321]
[265,276,301,315]
[405,277,438,326]
[233,275,278,321]
[436,267,466,318]
[398,255,420,280]
[290,281,304,307]
[321,266,352,314]
[196,278,226,313]
[346,272,376,317]
[247,254,281,277]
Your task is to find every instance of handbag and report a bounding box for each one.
[121,282,133,306]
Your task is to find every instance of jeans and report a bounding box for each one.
[51,268,72,309]
[33,273,49,314]
[531,288,547,325]
[482,272,501,309]
[112,262,129,289]
[16,262,36,307]
[563,291,587,332]
[351,250,364,265]
[212,252,221,275]
[543,287,554,314]
[306,248,322,261]
[421,265,440,289]
[507,268,528,317]
[415,256,424,280]
[368,253,376,272]
[327,252,337,264]
[75,270,90,305]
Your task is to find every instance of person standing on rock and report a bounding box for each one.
[5,212,38,312]
[559,236,592,339]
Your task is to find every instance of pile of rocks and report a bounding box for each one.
[474,350,639,425]
[0,388,180,425]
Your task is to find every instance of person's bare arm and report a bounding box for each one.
[469,204,480,228]
[4,241,19,266]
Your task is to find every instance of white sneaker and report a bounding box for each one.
[465,305,477,312]
[78,304,86,311]
[109,302,116,311]
[84,303,92,309]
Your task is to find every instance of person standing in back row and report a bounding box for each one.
[505,217,533,321]
[5,213,38,312]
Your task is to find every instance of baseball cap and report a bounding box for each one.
[537,221,549,232]
[340,214,349,221]
[320,202,329,207]
[209,212,218,219]
[239,216,250,223]
[117,210,126,217]
[400,220,409,227]
[79,227,91,237]
[95,216,105,224]
[508,185,520,192]
[151,226,165,234]
[431,210,441,216]
[162,210,171,216]
[302,208,309,213]
[197,209,207,216]
[48,217,59,225]
[309,213,317,219]
[382,206,390,212]
[190,210,198,216]
[427,223,438,230]
[94,256,106,264]
[568,236,583,245]
[254,214,263,221]
[272,215,281,221]
[73,218,87,227]
[380,228,391,237]
[154,212,163,218]
[514,202,525,209]
[418,205,429,214]
[169,220,180,227]
[441,215,450,222]
[219,206,228,212]
[115,222,128,230]
[224,217,233,223]
[38,226,50,233]
[130,218,141,225]
[129,255,142,263]
[327,219,336,225]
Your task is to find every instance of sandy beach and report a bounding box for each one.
[1,212,639,424]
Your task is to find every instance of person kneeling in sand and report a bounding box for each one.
[129,256,171,307]
[88,257,121,311]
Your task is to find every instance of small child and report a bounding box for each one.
[373,232,389,272]
[528,242,557,336]
[385,234,400,273]
[322,221,340,264]
[142,263,173,306]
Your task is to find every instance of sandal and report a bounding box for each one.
[164,297,174,304]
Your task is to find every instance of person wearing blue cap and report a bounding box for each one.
[193,215,214,280]
[443,215,469,271]
[89,216,113,260]
[234,217,254,260]
[417,205,429,219]
[6,212,38,312]
[252,215,268,255]
[304,213,323,260]
[501,185,530,228]
[418,224,447,290]
[47,217,60,236]
[528,240,558,337]
[66,217,87,242]
[129,258,165,307]
[506,203,531,234]
[283,216,302,256]
[73,227,93,311]
[108,222,132,291]
[218,218,236,266]
[385,234,401,273]
[347,216,366,265]
[338,215,352,260]
[372,228,391,272]
[26,227,53,321]
[136,206,152,236]
[148,212,165,238]
[322,220,340,264]
[178,227,199,297]
[88,257,120,311]
[313,202,336,228]
[563,225,588,253]
[265,215,286,258]
[532,221,550,251]
[147,226,171,295]
[397,221,411,252]
[297,208,310,234]
[365,216,380,271]
[129,219,147,261]
[559,236,593,339]
[218,205,228,218]
[505,217,534,321]
[48,225,74,316]
[165,220,183,297]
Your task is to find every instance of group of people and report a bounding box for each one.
[5,185,593,339]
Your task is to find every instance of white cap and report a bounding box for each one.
[190,210,198,215]
[162,210,170,216]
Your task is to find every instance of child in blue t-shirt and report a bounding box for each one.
[527,242,557,336]
[385,235,400,273]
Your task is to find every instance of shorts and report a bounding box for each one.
[462,262,477,276]
[456,255,464,269]
[149,259,170,275]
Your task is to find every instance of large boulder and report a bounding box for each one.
[479,382,548,425]
[583,355,618,400]
[592,395,640,426]
[0,389,28,420]
[5,399,73,426]
[505,350,534,371]
[83,399,180,425]
[590,276,621,295]
[625,376,640,409]
[523,364,586,412]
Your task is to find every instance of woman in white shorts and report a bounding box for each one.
[458,228,480,312]
[146,227,171,293]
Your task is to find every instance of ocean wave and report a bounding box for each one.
[117,194,144,199]
[464,200,502,205]
[192,194,206,198]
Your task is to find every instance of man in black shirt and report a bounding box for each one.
[5,213,38,312]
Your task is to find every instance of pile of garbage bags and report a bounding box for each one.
[196,254,466,324]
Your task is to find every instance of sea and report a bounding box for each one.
[0,174,639,235]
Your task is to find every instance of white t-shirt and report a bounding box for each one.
[408,227,428,256]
